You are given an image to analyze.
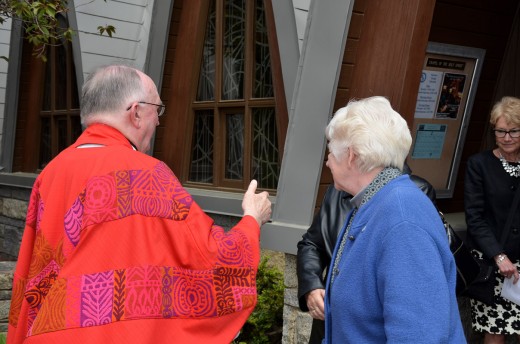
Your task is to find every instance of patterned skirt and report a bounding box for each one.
[470,252,520,334]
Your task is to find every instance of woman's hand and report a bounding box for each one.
[496,254,520,284]
[305,288,325,320]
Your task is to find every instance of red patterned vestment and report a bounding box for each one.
[7,124,260,344]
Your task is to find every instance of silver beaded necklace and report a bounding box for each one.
[499,152,520,177]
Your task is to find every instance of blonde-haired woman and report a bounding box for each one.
[465,96,520,344]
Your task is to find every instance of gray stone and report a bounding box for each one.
[282,305,312,344]
[0,199,28,220]
[0,261,16,272]
[295,310,313,344]
[282,304,298,344]
[0,273,13,290]
[11,188,31,202]
[284,254,298,288]
[0,216,25,228]
[0,291,12,301]
[0,300,10,322]
[0,225,23,259]
[284,288,299,308]
[0,187,13,198]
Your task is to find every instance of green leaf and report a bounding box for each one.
[98,25,115,37]
[45,7,56,18]
[3,0,116,61]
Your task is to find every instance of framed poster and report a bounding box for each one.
[408,42,485,198]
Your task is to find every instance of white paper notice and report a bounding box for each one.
[501,277,520,306]
[414,70,444,119]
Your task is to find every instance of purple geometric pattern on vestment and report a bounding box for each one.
[80,270,114,327]
[64,198,83,247]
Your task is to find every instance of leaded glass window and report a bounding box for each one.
[13,14,82,173]
[189,110,214,183]
[188,0,281,191]
[197,1,216,101]
[222,0,245,100]
[252,108,279,189]
[38,14,81,170]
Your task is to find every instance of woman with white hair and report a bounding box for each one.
[322,96,465,343]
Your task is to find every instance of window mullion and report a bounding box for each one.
[66,41,73,146]
[244,0,253,102]
[243,0,255,187]
[50,45,58,159]
[215,0,224,104]
[243,106,252,188]
[214,0,223,187]
[214,106,224,186]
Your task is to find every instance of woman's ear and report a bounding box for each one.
[346,148,357,168]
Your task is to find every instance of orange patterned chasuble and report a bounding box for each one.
[7,124,260,344]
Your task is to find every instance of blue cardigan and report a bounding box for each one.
[324,176,465,343]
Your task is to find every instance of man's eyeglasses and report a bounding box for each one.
[127,101,166,117]
[493,129,520,138]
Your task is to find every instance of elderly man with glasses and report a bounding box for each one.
[7,64,272,344]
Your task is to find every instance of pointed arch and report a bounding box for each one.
[157,0,288,193]
[12,14,80,172]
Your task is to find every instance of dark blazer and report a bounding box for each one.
[464,150,520,261]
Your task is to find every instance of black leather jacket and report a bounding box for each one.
[296,174,436,311]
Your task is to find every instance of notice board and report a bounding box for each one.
[407,42,485,198]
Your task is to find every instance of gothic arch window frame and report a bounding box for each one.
[1,12,82,174]
[158,0,287,194]
[36,13,82,171]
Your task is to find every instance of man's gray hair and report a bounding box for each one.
[80,65,146,125]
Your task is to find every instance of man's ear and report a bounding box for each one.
[128,104,141,128]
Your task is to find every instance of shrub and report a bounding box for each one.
[234,256,284,344]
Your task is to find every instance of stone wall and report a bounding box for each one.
[0,185,29,336]
[283,254,313,343]
[0,261,15,334]
[0,185,30,261]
